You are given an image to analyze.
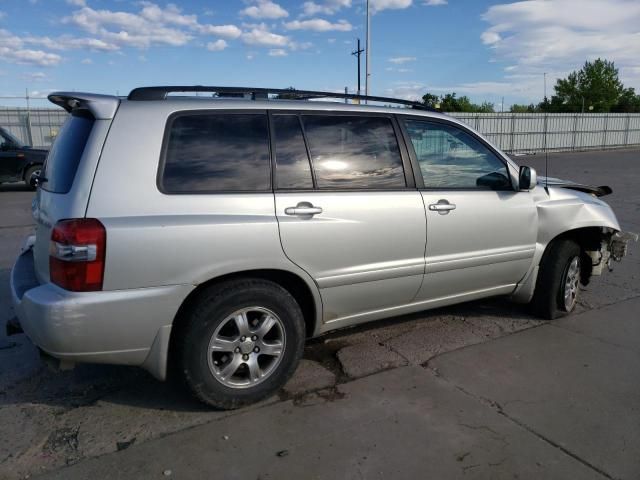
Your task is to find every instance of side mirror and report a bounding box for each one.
[519,166,537,191]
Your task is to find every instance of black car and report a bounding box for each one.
[0,126,48,189]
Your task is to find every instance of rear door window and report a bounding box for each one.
[161,113,270,193]
[272,114,314,189]
[42,112,94,194]
[301,115,406,189]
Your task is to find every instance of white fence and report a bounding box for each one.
[2,107,640,153]
[450,113,640,153]
[0,107,68,148]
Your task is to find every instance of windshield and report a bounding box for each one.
[0,127,24,148]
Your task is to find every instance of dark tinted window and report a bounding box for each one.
[42,112,94,193]
[273,115,313,189]
[404,119,511,190]
[162,114,270,193]
[302,115,405,189]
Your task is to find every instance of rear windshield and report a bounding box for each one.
[42,111,94,194]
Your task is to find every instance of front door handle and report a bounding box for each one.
[428,199,456,215]
[285,202,323,217]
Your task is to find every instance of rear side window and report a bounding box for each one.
[42,112,94,194]
[161,113,270,193]
[272,115,313,189]
[301,115,405,189]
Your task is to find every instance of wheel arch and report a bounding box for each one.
[163,268,321,381]
[511,225,615,304]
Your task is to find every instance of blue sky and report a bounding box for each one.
[1,0,639,108]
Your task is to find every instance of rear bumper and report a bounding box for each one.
[10,248,193,379]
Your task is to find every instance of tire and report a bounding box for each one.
[176,278,306,409]
[24,165,42,190]
[530,239,582,320]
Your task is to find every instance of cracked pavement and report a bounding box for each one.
[0,148,639,479]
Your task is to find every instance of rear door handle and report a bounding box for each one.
[285,202,323,216]
[428,199,456,215]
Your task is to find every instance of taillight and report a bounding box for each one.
[49,218,106,292]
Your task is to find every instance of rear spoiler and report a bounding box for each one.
[47,92,120,120]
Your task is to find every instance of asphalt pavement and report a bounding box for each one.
[0,148,638,479]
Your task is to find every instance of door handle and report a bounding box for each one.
[285,202,323,216]
[428,199,456,215]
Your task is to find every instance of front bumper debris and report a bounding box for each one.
[586,231,638,276]
[610,231,638,261]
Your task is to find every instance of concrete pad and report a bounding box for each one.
[282,359,336,396]
[430,297,640,480]
[38,366,603,480]
[554,296,640,355]
[336,341,407,378]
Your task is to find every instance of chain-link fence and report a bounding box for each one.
[1,106,640,153]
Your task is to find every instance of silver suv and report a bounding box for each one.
[10,86,634,409]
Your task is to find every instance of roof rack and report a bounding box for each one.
[127,86,435,111]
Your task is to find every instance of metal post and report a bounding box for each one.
[509,113,515,153]
[344,87,348,104]
[25,88,34,146]
[602,114,608,149]
[571,114,578,151]
[365,0,370,100]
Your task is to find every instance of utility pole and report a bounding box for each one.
[351,38,364,96]
[543,72,547,102]
[365,0,371,101]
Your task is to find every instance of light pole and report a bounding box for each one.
[543,72,547,102]
[351,38,364,97]
[365,0,371,100]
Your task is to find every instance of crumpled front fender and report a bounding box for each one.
[511,186,621,303]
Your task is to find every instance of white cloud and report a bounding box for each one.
[240,1,289,19]
[241,25,290,47]
[206,39,228,51]
[301,0,351,16]
[66,0,86,6]
[0,29,62,66]
[269,48,288,56]
[0,11,6,19]
[424,0,447,5]
[481,0,640,92]
[370,0,412,13]
[388,56,416,64]
[198,24,242,39]
[284,18,352,32]
[22,72,47,81]
[65,4,195,47]
[81,58,93,64]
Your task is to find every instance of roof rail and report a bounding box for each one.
[127,86,435,111]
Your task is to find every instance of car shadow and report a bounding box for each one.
[0,289,536,413]
[0,182,34,193]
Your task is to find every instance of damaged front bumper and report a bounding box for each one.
[586,230,638,276]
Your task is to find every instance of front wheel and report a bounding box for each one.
[176,278,306,409]
[530,239,582,319]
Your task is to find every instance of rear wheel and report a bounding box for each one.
[176,278,306,409]
[531,239,582,319]
[24,165,41,189]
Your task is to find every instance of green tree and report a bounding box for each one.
[611,87,640,113]
[548,59,630,112]
[510,103,537,113]
[421,93,440,109]
[421,92,495,113]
